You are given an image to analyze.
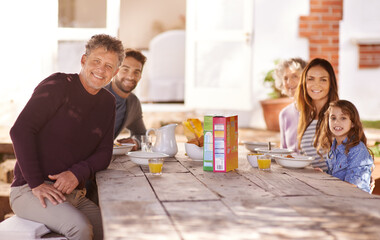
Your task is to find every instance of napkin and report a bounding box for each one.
[0,215,51,239]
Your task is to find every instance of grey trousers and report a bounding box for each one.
[10,183,103,240]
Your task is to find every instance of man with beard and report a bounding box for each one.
[104,48,147,151]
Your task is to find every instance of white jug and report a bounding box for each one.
[146,123,178,157]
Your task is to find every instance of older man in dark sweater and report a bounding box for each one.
[9,34,124,240]
[86,49,148,205]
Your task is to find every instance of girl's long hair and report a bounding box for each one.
[295,58,339,150]
[316,100,374,158]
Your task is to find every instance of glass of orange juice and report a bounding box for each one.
[148,158,164,175]
[257,154,271,171]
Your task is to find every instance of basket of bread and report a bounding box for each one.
[183,118,204,160]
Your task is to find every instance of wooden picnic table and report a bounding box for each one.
[0,132,14,156]
[96,145,380,240]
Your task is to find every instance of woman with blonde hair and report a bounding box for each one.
[294,58,339,171]
[274,58,307,151]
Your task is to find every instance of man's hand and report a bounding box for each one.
[32,183,66,208]
[49,171,79,194]
[117,138,138,151]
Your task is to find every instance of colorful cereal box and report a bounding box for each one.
[203,115,214,171]
[213,115,238,172]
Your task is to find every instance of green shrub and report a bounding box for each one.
[370,141,380,157]
[362,120,380,129]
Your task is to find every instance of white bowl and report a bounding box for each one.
[242,141,276,152]
[127,151,169,165]
[185,143,203,161]
[112,143,135,155]
[273,154,314,169]
[247,153,263,168]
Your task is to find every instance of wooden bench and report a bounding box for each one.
[0,159,15,183]
[0,142,14,165]
[0,142,14,155]
[0,159,15,221]
[0,181,11,222]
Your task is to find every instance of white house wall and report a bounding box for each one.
[0,0,58,129]
[248,0,309,128]
[1,0,379,131]
[339,0,380,120]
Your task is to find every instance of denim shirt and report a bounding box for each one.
[326,138,373,193]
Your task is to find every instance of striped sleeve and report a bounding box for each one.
[300,120,327,171]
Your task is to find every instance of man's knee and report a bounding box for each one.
[57,216,93,240]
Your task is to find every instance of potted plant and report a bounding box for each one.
[260,61,293,131]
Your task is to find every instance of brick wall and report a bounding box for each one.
[299,0,343,73]
[358,44,380,69]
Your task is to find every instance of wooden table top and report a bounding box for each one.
[96,145,380,240]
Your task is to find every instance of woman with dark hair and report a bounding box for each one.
[294,58,339,171]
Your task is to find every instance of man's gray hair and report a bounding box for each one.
[85,34,125,67]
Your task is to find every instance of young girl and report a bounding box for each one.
[316,100,374,193]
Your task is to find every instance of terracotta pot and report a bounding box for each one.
[260,98,294,132]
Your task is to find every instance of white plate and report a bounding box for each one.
[127,151,169,165]
[242,141,276,152]
[273,154,315,161]
[272,154,314,168]
[254,148,294,155]
[112,143,135,155]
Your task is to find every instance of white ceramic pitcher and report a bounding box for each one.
[146,123,178,157]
